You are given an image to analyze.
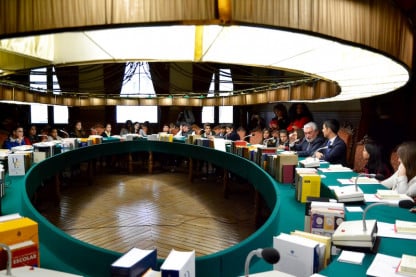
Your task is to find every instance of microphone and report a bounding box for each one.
[244,248,280,276]
[312,145,328,158]
[242,134,253,140]
[362,200,414,231]
[333,199,415,251]
[0,243,12,276]
[263,137,275,146]
[59,129,69,137]
[354,173,380,192]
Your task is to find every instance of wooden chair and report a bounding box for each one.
[352,142,366,172]
[338,125,354,167]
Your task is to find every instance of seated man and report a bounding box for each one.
[290,122,325,157]
[315,119,347,165]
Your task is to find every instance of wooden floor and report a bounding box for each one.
[38,166,257,258]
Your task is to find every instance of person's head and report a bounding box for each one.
[124,120,132,128]
[397,141,416,179]
[105,123,112,132]
[262,128,271,139]
[162,124,170,133]
[363,142,382,162]
[203,123,212,134]
[225,124,234,134]
[12,126,24,139]
[182,123,190,133]
[303,122,319,142]
[29,125,37,136]
[213,125,222,135]
[50,128,59,139]
[236,126,247,140]
[289,103,313,121]
[269,119,278,130]
[279,129,289,143]
[273,103,288,118]
[133,122,140,130]
[75,121,82,131]
[272,129,280,139]
[322,119,340,139]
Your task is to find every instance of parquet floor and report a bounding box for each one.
[38,167,257,259]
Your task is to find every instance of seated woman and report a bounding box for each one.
[261,128,276,147]
[381,141,416,197]
[277,129,290,150]
[361,141,393,180]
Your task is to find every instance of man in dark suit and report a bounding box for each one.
[291,121,325,157]
[315,119,347,165]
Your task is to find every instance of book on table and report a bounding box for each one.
[398,254,416,276]
[0,240,39,270]
[160,249,195,277]
[395,220,416,234]
[111,248,157,277]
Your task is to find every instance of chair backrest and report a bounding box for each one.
[353,142,366,172]
[338,126,354,167]
[390,151,400,172]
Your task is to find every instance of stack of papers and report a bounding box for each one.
[395,220,416,234]
[398,254,416,276]
[376,189,408,200]
[337,250,365,264]
[337,177,379,185]
[319,165,353,173]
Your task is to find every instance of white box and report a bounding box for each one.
[273,233,324,277]
[160,249,195,277]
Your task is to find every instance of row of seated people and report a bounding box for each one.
[181,119,416,199]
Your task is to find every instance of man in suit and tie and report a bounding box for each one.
[315,119,347,165]
[290,121,325,157]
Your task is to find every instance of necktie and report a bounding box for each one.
[326,140,331,153]
[306,142,311,151]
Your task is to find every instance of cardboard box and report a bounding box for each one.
[273,233,324,277]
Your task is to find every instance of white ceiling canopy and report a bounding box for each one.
[0,24,409,102]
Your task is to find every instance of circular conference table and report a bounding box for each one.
[2,140,281,277]
[2,139,416,276]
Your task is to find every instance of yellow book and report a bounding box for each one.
[290,230,332,268]
[0,217,39,246]
[296,174,321,203]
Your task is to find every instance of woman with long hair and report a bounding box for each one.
[361,141,393,180]
[381,141,416,197]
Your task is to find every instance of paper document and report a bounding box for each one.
[319,165,352,173]
[337,177,379,185]
[337,250,365,264]
[376,222,416,240]
[366,253,404,277]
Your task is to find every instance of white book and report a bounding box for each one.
[160,249,195,277]
[273,233,324,277]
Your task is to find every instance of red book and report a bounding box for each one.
[0,240,39,270]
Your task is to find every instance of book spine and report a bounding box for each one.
[0,243,39,270]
